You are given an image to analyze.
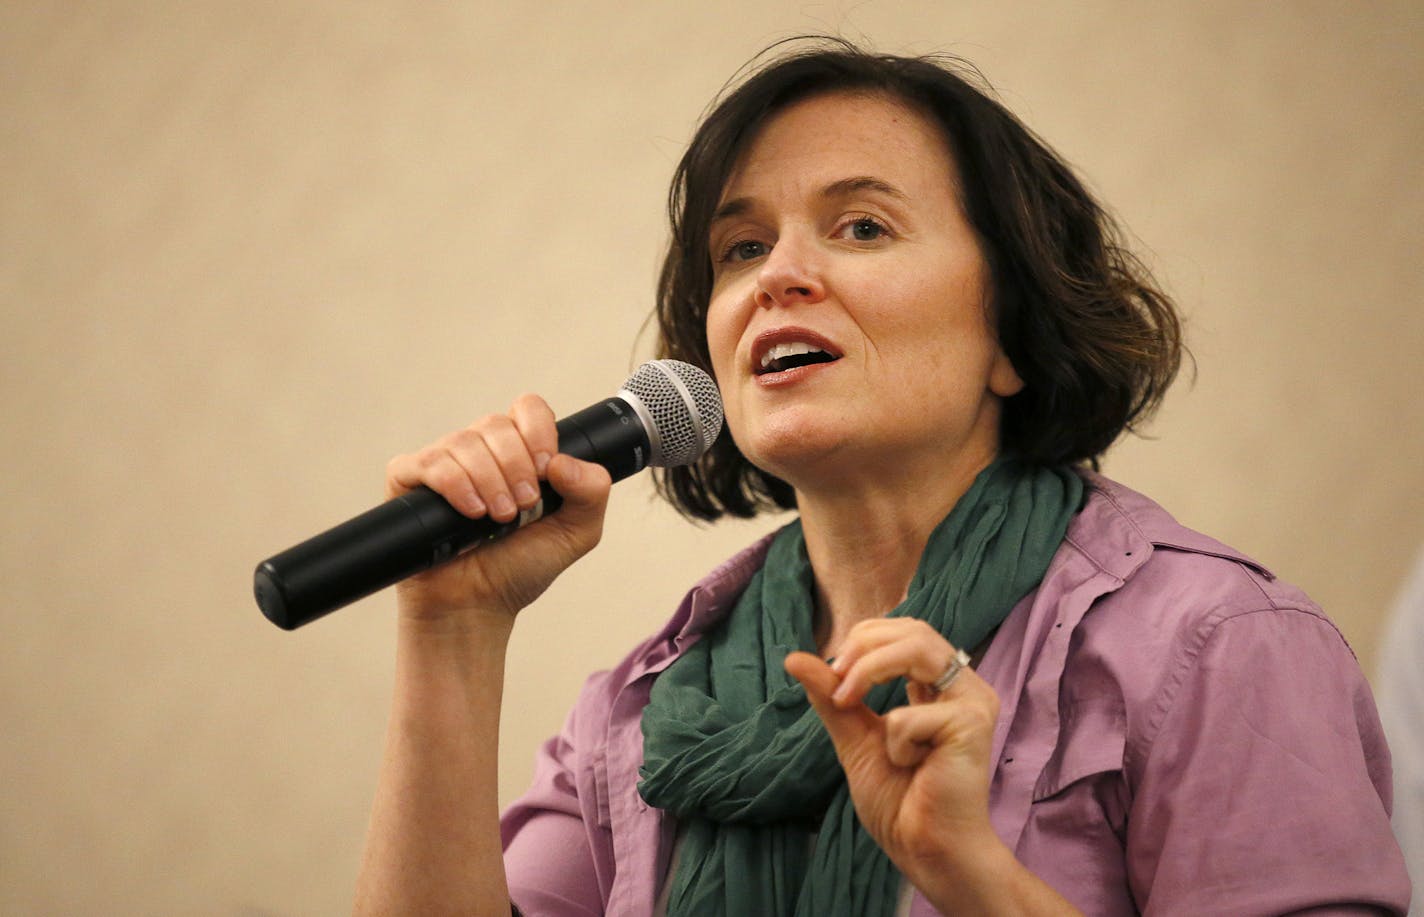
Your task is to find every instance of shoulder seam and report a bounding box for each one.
[1126,603,1344,781]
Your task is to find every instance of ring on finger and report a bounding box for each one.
[930,647,972,695]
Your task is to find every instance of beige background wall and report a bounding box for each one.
[3,2,1420,914]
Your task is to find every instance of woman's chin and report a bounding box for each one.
[740,423,858,484]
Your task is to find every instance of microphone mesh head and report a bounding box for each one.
[620,360,724,467]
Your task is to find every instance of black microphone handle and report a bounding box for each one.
[254,397,649,630]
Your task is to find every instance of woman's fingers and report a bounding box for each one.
[829,617,941,677]
[386,445,482,516]
[510,393,558,478]
[385,395,560,522]
[785,651,840,708]
[461,418,539,521]
[383,394,615,620]
[881,702,987,769]
[790,623,1002,879]
[535,453,612,558]
[784,651,881,756]
[828,618,967,707]
[787,643,996,784]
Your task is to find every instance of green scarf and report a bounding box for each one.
[638,458,1084,916]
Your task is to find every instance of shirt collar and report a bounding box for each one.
[1071,470,1275,582]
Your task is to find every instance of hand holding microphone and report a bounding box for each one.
[254,360,722,630]
[380,393,614,629]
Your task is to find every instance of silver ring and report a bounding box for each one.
[930,648,972,694]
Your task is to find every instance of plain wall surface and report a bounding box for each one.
[2,2,1421,914]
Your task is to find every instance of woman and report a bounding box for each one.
[354,42,1408,915]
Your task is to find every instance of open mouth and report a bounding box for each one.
[756,341,840,376]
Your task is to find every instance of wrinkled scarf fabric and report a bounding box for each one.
[638,459,1084,916]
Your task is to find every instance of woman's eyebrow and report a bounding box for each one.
[710,197,752,225]
[820,175,909,202]
[711,175,910,226]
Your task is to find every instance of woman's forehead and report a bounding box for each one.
[717,92,961,208]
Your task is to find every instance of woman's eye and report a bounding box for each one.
[721,239,769,262]
[841,217,888,242]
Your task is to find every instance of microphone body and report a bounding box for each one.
[255,361,722,631]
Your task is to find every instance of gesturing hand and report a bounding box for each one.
[784,618,1004,888]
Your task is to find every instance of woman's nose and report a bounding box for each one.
[754,234,825,309]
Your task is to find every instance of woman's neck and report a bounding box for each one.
[797,446,996,658]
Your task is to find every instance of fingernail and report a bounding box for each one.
[534,452,551,475]
[492,494,516,518]
[515,481,539,505]
[830,656,848,675]
[466,492,487,516]
[832,682,851,705]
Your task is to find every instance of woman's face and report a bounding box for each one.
[704,91,1023,490]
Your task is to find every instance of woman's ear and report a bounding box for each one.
[989,348,1025,398]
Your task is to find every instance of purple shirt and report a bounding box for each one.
[502,474,1410,915]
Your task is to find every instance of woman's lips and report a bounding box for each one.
[757,342,838,375]
[750,327,843,380]
[754,358,838,387]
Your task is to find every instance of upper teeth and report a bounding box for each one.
[760,341,827,369]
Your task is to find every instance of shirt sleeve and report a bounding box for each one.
[1376,545,1424,892]
[501,674,614,917]
[1125,605,1411,915]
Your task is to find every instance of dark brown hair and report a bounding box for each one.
[654,39,1184,520]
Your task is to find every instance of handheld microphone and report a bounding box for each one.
[254,360,722,630]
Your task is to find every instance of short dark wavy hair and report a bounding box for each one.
[654,38,1184,521]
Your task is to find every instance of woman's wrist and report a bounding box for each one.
[395,575,521,641]
[904,828,1081,917]
[391,606,517,712]
[397,604,517,642]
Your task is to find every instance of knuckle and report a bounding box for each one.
[512,392,551,415]
[424,464,463,492]
[843,620,874,645]
[909,619,938,642]
[964,701,998,733]
[434,457,483,493]
[470,413,511,435]
[445,427,485,454]
[414,445,446,469]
